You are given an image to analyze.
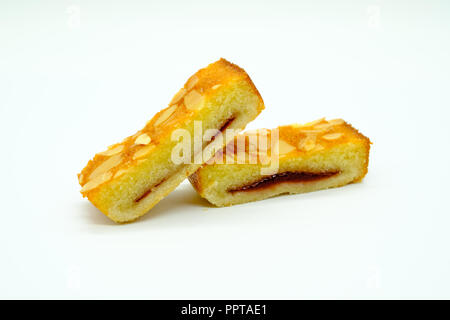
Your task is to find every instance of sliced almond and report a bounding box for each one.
[303,117,325,127]
[322,132,343,140]
[89,154,122,180]
[298,136,316,152]
[314,123,333,131]
[277,139,296,155]
[328,119,345,126]
[170,88,186,105]
[184,90,204,111]
[299,129,322,134]
[186,75,199,91]
[154,104,177,127]
[81,172,112,192]
[314,144,325,152]
[78,173,84,184]
[211,84,222,90]
[135,133,151,145]
[114,167,129,179]
[133,145,155,160]
[98,145,124,156]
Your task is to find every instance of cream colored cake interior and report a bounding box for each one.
[93,79,261,222]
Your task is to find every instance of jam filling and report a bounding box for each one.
[219,117,235,132]
[135,178,166,203]
[210,117,236,142]
[228,171,340,193]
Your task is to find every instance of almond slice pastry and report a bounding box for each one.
[78,58,265,222]
[189,118,371,206]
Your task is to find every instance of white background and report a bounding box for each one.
[1,0,449,299]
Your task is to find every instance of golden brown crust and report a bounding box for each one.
[277,119,371,157]
[205,58,264,103]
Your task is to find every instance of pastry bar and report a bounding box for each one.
[189,118,370,206]
[78,58,265,222]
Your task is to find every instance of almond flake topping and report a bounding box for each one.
[81,172,112,193]
[135,133,151,145]
[278,139,296,155]
[314,144,325,151]
[303,117,325,127]
[184,90,204,110]
[314,123,333,131]
[170,88,186,105]
[133,145,155,160]
[89,154,122,180]
[154,104,177,127]
[298,136,316,152]
[98,145,124,156]
[186,75,199,91]
[322,132,343,140]
[299,129,322,134]
[328,119,345,126]
[114,168,129,179]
